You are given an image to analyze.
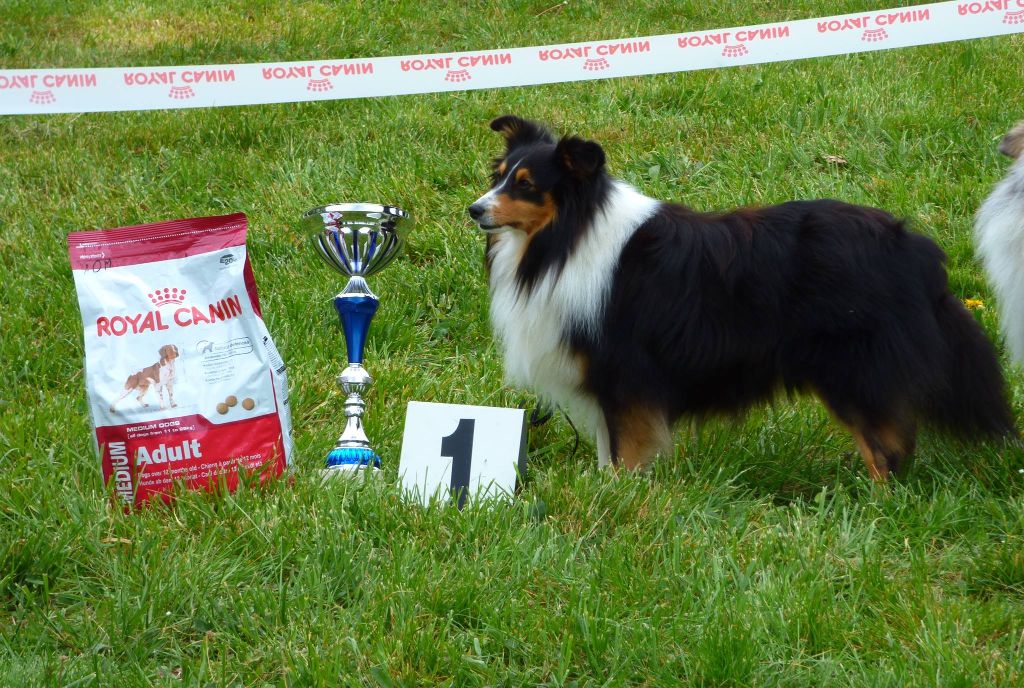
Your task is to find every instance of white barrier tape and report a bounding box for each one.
[2,1,1022,116]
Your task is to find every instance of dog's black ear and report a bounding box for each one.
[998,121,1024,159]
[556,136,606,178]
[490,115,554,149]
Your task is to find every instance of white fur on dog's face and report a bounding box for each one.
[471,156,559,235]
[160,345,179,362]
[471,160,523,232]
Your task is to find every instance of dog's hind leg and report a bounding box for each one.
[815,390,917,481]
[109,387,134,413]
[848,418,917,481]
[832,411,916,481]
[136,379,156,408]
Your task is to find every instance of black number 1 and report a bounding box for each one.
[440,418,475,509]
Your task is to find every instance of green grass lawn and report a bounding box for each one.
[3,1,1024,685]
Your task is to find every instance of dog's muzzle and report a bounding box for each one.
[467,199,506,233]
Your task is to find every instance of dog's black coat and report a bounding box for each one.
[589,200,1012,439]
[478,116,1015,475]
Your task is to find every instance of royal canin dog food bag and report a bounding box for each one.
[67,213,294,507]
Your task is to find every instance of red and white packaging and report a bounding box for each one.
[67,213,294,507]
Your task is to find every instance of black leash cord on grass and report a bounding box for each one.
[529,401,580,463]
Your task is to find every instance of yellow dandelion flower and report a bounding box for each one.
[964,298,986,311]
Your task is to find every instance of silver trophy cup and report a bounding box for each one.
[302,203,410,476]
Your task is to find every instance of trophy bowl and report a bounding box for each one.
[306,203,410,280]
[302,203,410,476]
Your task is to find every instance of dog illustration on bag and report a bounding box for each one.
[109,344,180,412]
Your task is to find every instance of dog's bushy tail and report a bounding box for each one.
[921,293,1016,439]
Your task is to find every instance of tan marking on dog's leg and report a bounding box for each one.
[851,419,917,482]
[871,421,917,475]
[614,407,672,471]
[851,428,890,481]
[814,393,916,481]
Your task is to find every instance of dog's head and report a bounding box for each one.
[467,115,607,236]
[999,121,1024,160]
[159,344,179,363]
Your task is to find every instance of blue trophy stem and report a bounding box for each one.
[324,275,382,472]
[334,289,379,365]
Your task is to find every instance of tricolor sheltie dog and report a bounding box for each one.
[469,115,1015,480]
[976,121,1024,365]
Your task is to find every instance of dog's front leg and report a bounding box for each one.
[164,363,177,408]
[606,406,672,472]
[596,415,613,469]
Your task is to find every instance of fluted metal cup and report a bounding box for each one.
[302,203,410,476]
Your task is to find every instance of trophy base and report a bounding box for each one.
[324,446,382,474]
[320,465,379,483]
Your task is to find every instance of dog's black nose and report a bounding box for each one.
[468,203,485,221]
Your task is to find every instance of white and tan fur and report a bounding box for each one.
[109,344,179,412]
[482,181,660,466]
[976,121,1024,365]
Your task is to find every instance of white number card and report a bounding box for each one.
[398,401,527,507]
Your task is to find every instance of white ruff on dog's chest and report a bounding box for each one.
[487,182,659,418]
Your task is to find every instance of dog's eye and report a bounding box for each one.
[517,178,534,190]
